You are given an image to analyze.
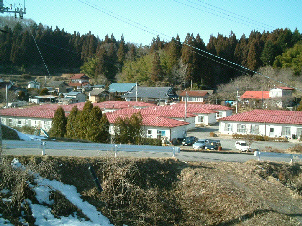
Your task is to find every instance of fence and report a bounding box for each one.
[3,140,180,158]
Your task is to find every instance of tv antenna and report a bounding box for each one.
[0,0,26,19]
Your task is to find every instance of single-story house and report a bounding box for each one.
[60,92,86,104]
[122,86,176,104]
[0,107,54,132]
[29,95,58,104]
[162,103,233,126]
[219,109,302,138]
[178,90,210,102]
[88,88,108,103]
[108,83,137,99]
[28,81,40,89]
[106,108,192,142]
[69,73,90,84]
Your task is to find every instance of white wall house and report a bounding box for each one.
[28,81,40,89]
[219,109,302,139]
[1,115,52,132]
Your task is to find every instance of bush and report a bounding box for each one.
[2,125,20,140]
[232,134,287,142]
[141,138,162,146]
[12,125,36,135]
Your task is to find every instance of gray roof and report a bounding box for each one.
[89,88,106,96]
[109,83,136,93]
[122,87,173,99]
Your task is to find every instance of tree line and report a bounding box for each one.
[1,16,302,89]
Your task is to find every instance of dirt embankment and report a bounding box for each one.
[1,155,302,225]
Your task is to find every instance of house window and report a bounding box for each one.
[225,123,232,132]
[147,129,152,138]
[216,111,223,118]
[157,130,165,139]
[237,124,246,133]
[18,120,22,127]
[282,127,291,136]
[8,118,12,126]
[251,125,259,134]
[198,116,204,123]
[270,128,274,133]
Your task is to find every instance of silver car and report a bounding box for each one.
[193,139,207,149]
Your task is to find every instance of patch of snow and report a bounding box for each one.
[1,158,114,226]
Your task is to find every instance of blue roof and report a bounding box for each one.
[109,83,136,93]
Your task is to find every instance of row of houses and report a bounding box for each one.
[1,98,302,141]
[0,101,232,142]
[219,109,302,139]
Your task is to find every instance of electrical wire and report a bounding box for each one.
[31,33,51,78]
[77,0,301,91]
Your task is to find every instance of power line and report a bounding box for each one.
[77,0,301,92]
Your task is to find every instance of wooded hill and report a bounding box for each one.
[1,16,302,89]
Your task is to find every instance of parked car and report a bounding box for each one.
[205,140,221,150]
[182,136,197,146]
[235,140,250,152]
[193,139,207,149]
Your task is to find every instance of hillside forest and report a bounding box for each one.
[1,16,302,91]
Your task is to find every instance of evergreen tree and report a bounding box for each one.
[99,114,110,143]
[114,113,143,145]
[77,101,93,139]
[261,40,277,66]
[151,51,163,83]
[66,106,79,139]
[49,107,67,138]
[87,106,103,142]
[117,35,126,64]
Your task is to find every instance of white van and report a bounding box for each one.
[235,140,250,152]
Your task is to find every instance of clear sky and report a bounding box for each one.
[3,0,302,46]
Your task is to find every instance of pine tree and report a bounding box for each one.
[87,106,103,142]
[77,101,93,139]
[49,107,67,138]
[99,114,110,143]
[66,106,79,139]
[151,51,163,83]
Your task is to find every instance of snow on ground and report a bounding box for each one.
[15,130,46,141]
[1,158,114,226]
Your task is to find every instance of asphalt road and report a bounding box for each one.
[2,140,302,163]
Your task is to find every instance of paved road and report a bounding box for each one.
[2,140,302,163]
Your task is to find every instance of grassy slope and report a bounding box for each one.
[1,155,302,226]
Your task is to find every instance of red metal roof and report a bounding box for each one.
[219,109,302,125]
[240,91,270,99]
[179,90,209,97]
[70,73,89,80]
[106,112,189,128]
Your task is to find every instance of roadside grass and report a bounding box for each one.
[1,155,302,225]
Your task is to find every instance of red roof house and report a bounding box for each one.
[219,109,302,138]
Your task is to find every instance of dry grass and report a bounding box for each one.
[1,155,302,225]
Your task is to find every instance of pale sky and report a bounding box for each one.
[3,0,302,45]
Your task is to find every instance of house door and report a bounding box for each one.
[297,128,302,139]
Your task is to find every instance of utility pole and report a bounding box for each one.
[0,0,26,19]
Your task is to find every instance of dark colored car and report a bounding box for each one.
[205,140,221,150]
[182,136,197,146]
